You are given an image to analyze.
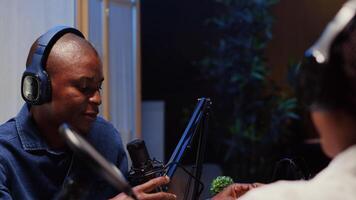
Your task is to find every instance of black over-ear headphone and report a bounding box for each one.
[298,0,356,110]
[21,26,85,105]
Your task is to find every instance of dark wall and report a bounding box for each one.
[141,0,216,162]
[266,0,344,87]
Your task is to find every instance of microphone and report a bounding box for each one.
[126,139,166,190]
[58,123,138,200]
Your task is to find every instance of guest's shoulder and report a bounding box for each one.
[240,180,309,200]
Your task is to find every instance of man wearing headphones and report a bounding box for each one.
[212,1,356,199]
[0,27,176,200]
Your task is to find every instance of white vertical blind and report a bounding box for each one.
[108,0,139,146]
[0,0,74,123]
[88,0,140,146]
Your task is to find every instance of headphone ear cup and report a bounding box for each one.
[21,68,51,105]
[21,72,41,104]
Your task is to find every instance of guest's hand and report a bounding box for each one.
[110,176,177,200]
[212,183,263,200]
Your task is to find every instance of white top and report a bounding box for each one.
[240,145,356,200]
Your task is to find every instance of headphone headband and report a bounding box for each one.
[36,26,85,68]
[306,0,356,63]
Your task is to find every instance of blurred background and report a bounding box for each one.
[0,0,344,199]
[142,0,339,186]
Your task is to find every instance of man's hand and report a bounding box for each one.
[110,176,177,200]
[211,183,263,200]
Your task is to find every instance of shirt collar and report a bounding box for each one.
[15,104,50,152]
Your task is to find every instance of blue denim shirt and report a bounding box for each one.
[0,104,128,200]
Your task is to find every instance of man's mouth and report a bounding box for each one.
[84,112,98,120]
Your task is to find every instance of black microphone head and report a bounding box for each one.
[127,139,152,169]
[126,139,166,190]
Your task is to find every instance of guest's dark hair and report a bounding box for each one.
[298,16,356,114]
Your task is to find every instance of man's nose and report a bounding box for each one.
[89,90,102,105]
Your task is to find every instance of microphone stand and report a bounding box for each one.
[192,99,210,199]
[166,97,212,200]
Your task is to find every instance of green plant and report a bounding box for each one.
[210,176,234,195]
[200,0,300,182]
